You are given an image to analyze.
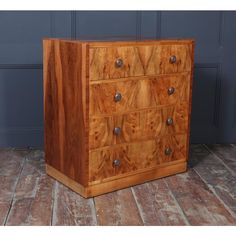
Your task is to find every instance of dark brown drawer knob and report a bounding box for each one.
[114,92,122,102]
[165,147,172,156]
[166,117,174,126]
[115,58,124,68]
[113,127,121,135]
[169,55,177,64]
[113,159,121,167]
[167,87,175,95]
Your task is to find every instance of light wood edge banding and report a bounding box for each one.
[46,162,187,198]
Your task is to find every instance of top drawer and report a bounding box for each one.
[89,43,193,80]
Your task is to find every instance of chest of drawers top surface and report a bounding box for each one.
[43,38,194,198]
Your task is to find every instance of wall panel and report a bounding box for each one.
[0,68,43,147]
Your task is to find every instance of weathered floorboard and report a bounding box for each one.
[166,169,236,225]
[190,144,236,216]
[0,175,19,202]
[25,175,54,225]
[5,150,54,226]
[5,198,34,226]
[6,175,54,226]
[0,149,27,176]
[0,149,27,225]
[0,201,11,225]
[206,144,236,174]
[0,150,26,202]
[131,179,189,225]
[52,182,97,226]
[94,188,143,226]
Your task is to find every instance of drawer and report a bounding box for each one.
[90,73,190,116]
[89,134,187,182]
[89,44,192,80]
[89,102,188,149]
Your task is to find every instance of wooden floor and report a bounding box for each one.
[0,144,236,225]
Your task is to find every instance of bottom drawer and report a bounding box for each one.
[89,134,187,183]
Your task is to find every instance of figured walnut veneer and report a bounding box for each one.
[44,39,194,198]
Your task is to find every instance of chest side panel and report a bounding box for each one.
[44,39,89,185]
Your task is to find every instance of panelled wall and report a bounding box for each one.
[0,11,235,147]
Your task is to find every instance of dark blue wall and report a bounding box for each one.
[0,11,235,147]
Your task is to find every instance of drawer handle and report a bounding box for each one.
[165,147,172,156]
[113,159,121,167]
[113,127,121,135]
[167,87,175,95]
[115,58,124,68]
[166,117,174,126]
[169,55,177,64]
[114,92,122,102]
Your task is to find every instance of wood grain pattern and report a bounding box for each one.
[47,162,187,198]
[206,144,236,173]
[88,39,194,47]
[0,175,19,202]
[94,188,143,225]
[6,175,54,226]
[13,151,44,200]
[166,169,236,225]
[89,44,193,80]
[5,150,54,226]
[46,164,87,197]
[0,149,26,176]
[0,150,27,203]
[0,149,27,225]
[89,73,190,115]
[185,40,194,163]
[43,39,89,186]
[52,182,97,226]
[132,179,189,225]
[0,201,11,225]
[89,134,187,182]
[89,103,188,149]
[190,144,236,215]
[44,38,194,197]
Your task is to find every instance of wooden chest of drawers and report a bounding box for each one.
[43,39,194,198]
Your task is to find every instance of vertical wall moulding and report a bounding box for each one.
[213,12,224,129]
[218,12,224,47]
[50,11,56,37]
[193,63,221,131]
[213,63,222,129]
[71,11,77,39]
[136,12,142,40]
[156,11,162,39]
[233,87,236,127]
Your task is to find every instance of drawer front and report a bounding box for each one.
[89,134,187,182]
[89,44,192,80]
[89,102,188,149]
[90,73,190,116]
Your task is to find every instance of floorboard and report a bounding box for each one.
[94,188,143,226]
[206,144,236,174]
[190,145,236,217]
[52,182,97,226]
[166,169,236,225]
[131,179,189,225]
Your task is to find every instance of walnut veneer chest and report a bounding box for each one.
[43,38,194,198]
